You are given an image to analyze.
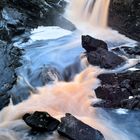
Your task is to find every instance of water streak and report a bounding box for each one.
[67,0,110,28]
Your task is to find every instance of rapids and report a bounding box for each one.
[0,0,139,140]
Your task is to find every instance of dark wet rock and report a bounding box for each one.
[0,41,22,93]
[112,44,140,58]
[0,7,26,41]
[23,111,60,131]
[109,0,140,41]
[119,96,140,110]
[0,0,75,42]
[93,100,118,109]
[94,96,140,110]
[82,35,108,52]
[0,93,10,110]
[58,113,105,140]
[82,35,125,69]
[121,46,140,56]
[94,70,140,109]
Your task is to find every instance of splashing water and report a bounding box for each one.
[67,0,110,28]
[0,0,139,140]
[0,66,132,140]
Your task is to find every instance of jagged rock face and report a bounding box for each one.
[82,35,125,69]
[58,113,105,140]
[109,0,140,41]
[0,41,22,93]
[94,70,140,110]
[0,41,22,109]
[0,0,75,42]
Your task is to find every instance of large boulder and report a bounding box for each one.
[82,35,125,69]
[58,113,105,140]
[23,111,60,131]
[82,35,108,52]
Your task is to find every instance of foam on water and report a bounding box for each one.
[30,26,72,41]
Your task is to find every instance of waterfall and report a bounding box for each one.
[67,0,111,28]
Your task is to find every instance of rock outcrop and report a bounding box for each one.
[109,0,140,41]
[82,35,125,69]
[58,113,105,140]
[94,70,140,109]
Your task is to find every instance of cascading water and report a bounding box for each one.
[0,1,139,140]
[67,0,110,28]
[90,0,110,27]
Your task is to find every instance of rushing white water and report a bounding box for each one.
[0,26,139,139]
[0,66,135,140]
[0,1,139,140]
[67,0,110,28]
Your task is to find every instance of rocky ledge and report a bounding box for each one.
[94,70,140,110]
[81,35,140,110]
[0,41,22,110]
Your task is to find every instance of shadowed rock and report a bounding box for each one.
[0,41,22,93]
[0,93,10,110]
[82,35,108,52]
[58,113,105,140]
[109,0,140,41]
[23,111,60,131]
[82,35,125,69]
[94,70,140,109]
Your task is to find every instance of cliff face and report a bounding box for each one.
[109,0,140,41]
[0,0,75,42]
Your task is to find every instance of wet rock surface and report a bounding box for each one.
[58,113,105,140]
[0,0,75,42]
[112,44,140,58]
[109,0,140,41]
[94,70,140,109]
[82,35,125,69]
[0,93,10,110]
[23,111,60,131]
[23,112,105,139]
[0,41,22,109]
[0,0,75,107]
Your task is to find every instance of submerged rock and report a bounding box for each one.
[23,111,60,131]
[0,32,22,110]
[82,35,125,69]
[58,113,105,140]
[94,70,140,109]
[30,65,63,87]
